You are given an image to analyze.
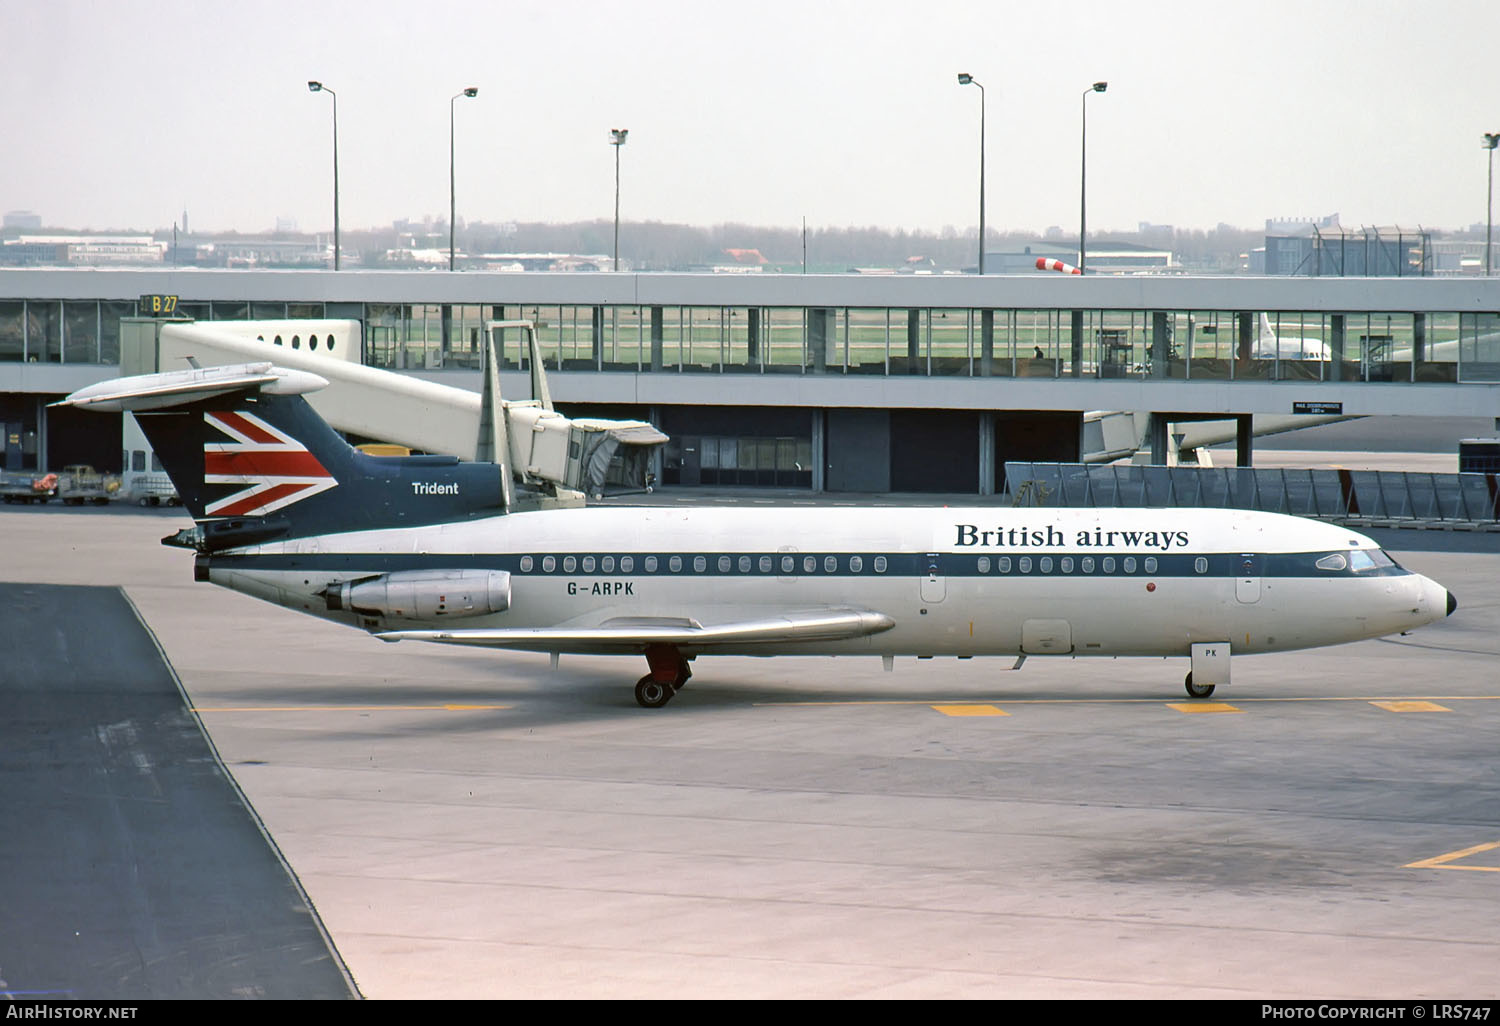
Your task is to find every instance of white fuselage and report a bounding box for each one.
[203,505,1449,660]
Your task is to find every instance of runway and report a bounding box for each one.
[2,504,1498,999]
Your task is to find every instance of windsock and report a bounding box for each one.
[1036,257,1081,275]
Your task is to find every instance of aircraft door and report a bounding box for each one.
[1235,553,1262,603]
[920,552,946,603]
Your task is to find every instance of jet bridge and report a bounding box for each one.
[118,317,666,509]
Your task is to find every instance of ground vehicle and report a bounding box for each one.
[57,465,122,505]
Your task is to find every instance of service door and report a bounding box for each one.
[920,552,946,603]
[1235,553,1262,604]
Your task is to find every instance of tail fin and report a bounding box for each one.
[58,363,506,546]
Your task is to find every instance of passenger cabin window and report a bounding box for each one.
[1123,557,1137,574]
[850,556,863,573]
[644,556,657,572]
[520,556,534,572]
[998,557,1011,573]
[542,556,556,572]
[563,556,577,572]
[977,556,990,573]
[873,556,888,573]
[1102,557,1116,573]
[1194,557,1208,574]
[621,556,634,572]
[1060,557,1074,573]
[760,556,773,573]
[1081,557,1095,573]
[803,556,816,574]
[738,556,750,573]
[1039,557,1053,573]
[582,556,595,572]
[1144,557,1158,574]
[719,556,732,573]
[781,555,795,573]
[824,556,837,573]
[1019,557,1032,573]
[670,556,683,573]
[602,556,616,572]
[694,556,707,573]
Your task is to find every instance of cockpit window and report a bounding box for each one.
[1347,549,1396,572]
[1316,553,1348,571]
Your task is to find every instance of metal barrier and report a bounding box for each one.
[1003,462,1500,526]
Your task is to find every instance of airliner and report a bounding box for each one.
[60,362,1456,708]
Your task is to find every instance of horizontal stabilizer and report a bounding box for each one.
[55,362,329,412]
[377,607,895,652]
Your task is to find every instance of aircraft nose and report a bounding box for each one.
[1447,590,1458,617]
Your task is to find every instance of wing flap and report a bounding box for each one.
[377,607,894,651]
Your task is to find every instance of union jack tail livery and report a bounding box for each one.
[60,362,508,542]
[202,409,339,517]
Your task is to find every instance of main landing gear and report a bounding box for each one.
[634,644,693,709]
[1184,671,1215,700]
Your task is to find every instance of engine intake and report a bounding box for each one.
[327,569,511,620]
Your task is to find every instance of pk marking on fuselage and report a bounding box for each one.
[58,360,1457,710]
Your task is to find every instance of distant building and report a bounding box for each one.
[984,240,1174,275]
[0,235,165,267]
[3,211,43,230]
[1263,215,1431,276]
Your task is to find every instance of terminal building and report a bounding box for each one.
[1,268,1498,493]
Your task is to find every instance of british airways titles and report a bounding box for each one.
[955,524,1191,551]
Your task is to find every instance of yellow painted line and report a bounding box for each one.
[1405,840,1500,872]
[1370,700,1451,713]
[931,704,1009,717]
[760,695,1500,708]
[192,704,511,713]
[1166,702,1242,714]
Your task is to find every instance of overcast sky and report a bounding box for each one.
[3,0,1497,235]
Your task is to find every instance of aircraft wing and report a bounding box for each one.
[376,606,895,653]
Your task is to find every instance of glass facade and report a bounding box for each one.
[0,295,1490,388]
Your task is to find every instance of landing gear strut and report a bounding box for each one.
[1184,671,1215,699]
[635,644,692,708]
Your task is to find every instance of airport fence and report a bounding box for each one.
[1003,462,1500,526]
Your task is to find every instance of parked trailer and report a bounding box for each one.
[0,471,58,504]
[124,472,179,507]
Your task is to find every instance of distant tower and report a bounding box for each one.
[182,209,189,235]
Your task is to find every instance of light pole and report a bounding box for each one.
[957,73,985,274]
[307,80,339,270]
[1484,133,1499,276]
[450,87,478,272]
[1080,81,1107,274]
[610,129,628,271]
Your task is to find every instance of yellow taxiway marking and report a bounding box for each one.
[1166,702,1242,714]
[761,695,1500,708]
[192,704,510,713]
[1405,840,1500,872]
[931,704,1009,717]
[1370,700,1451,713]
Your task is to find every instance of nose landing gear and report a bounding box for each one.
[1184,671,1216,699]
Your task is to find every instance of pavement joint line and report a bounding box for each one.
[192,703,512,712]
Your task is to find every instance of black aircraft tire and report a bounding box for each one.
[635,675,675,709]
[1184,672,1215,699]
